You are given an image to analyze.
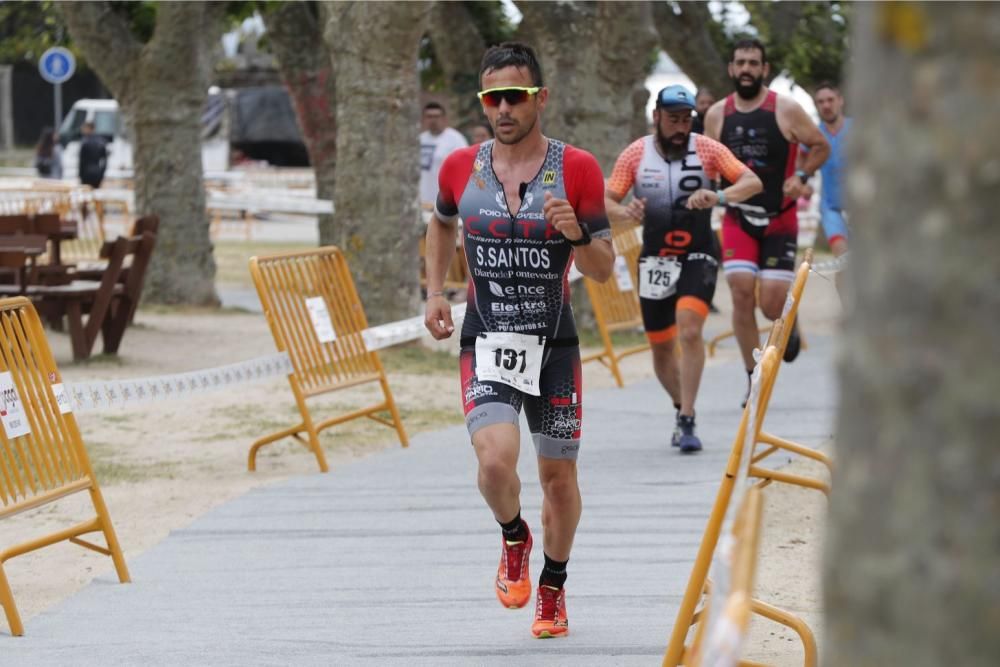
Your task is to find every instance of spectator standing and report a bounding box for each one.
[79,121,108,189]
[419,102,468,210]
[691,88,716,135]
[34,127,63,179]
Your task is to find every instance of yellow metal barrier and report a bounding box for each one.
[663,343,819,666]
[248,247,408,473]
[749,250,834,496]
[0,297,130,636]
[664,318,825,665]
[687,486,764,667]
[706,325,773,359]
[419,233,468,292]
[60,206,106,265]
[663,345,779,665]
[581,223,649,387]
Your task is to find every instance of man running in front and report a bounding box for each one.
[704,38,829,404]
[423,42,614,639]
[605,85,762,453]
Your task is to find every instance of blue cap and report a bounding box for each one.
[656,85,696,111]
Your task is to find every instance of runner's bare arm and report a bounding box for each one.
[794,149,816,198]
[424,215,457,339]
[703,99,726,141]
[605,189,645,227]
[687,136,763,209]
[544,191,614,282]
[572,236,614,283]
[779,96,829,198]
[605,141,645,228]
[687,169,762,209]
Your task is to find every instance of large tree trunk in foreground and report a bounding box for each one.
[263,1,337,242]
[517,1,658,171]
[60,2,223,304]
[826,4,1000,665]
[323,2,430,325]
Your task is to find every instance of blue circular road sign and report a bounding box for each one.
[39,47,76,84]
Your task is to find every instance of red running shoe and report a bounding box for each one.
[531,585,569,638]
[495,522,532,609]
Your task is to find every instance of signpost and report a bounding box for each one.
[38,47,76,130]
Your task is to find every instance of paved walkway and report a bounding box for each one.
[3,336,836,665]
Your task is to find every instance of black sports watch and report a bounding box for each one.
[796,169,810,185]
[567,222,592,246]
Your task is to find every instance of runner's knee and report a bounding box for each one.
[730,282,756,311]
[678,321,703,347]
[759,288,787,320]
[473,425,518,475]
[677,297,708,346]
[539,465,578,505]
[477,452,516,487]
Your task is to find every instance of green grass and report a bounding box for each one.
[577,326,647,350]
[97,414,136,426]
[397,406,463,430]
[213,240,316,287]
[379,342,458,376]
[137,303,251,316]
[87,442,178,483]
[68,353,126,368]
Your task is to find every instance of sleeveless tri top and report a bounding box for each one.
[435,139,611,341]
[720,90,798,229]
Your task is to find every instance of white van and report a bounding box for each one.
[58,98,230,178]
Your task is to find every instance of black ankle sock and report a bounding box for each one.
[499,512,527,542]
[539,553,568,589]
[673,402,681,413]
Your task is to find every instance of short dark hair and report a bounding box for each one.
[479,42,543,87]
[731,37,767,64]
[814,81,840,95]
[423,102,445,114]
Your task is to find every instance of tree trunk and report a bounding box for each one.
[826,4,1000,666]
[517,1,658,171]
[630,82,652,142]
[652,2,731,97]
[262,1,337,242]
[60,2,223,305]
[426,1,486,135]
[323,2,430,325]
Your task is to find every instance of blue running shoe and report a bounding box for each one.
[677,415,702,453]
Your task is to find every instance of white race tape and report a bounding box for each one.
[361,302,468,351]
[66,352,292,414]
[61,260,586,413]
[811,254,848,273]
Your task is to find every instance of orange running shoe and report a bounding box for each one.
[531,585,569,638]
[495,523,532,609]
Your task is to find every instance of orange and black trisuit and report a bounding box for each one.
[607,133,749,343]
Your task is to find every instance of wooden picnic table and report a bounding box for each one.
[0,235,49,294]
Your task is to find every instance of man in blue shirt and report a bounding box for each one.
[802,82,851,261]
